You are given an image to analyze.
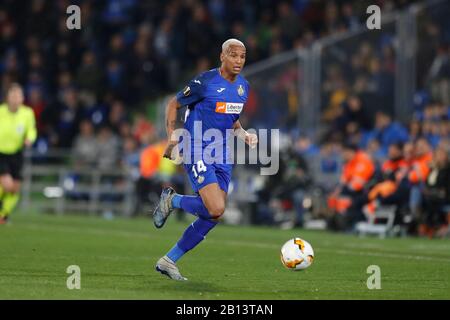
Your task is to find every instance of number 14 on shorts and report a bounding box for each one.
[192,160,207,178]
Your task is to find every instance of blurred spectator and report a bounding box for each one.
[283,147,313,227]
[96,126,120,170]
[420,147,450,238]
[0,0,448,232]
[75,50,103,94]
[427,44,450,105]
[72,120,97,167]
[50,88,83,148]
[132,112,154,145]
[365,138,385,165]
[363,111,409,154]
[1,0,421,116]
[363,142,409,217]
[108,100,128,134]
[335,94,371,133]
[319,142,340,175]
[294,135,320,157]
[26,87,46,134]
[327,143,375,231]
[121,135,140,178]
[409,138,433,186]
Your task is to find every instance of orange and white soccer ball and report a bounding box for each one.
[280,238,314,270]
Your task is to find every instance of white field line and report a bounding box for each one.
[210,239,450,263]
[17,223,450,263]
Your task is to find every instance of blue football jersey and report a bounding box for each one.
[176,68,249,163]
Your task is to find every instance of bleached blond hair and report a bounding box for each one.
[221,38,245,53]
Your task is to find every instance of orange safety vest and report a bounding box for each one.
[367,158,407,201]
[408,152,433,184]
[140,142,165,178]
[340,151,375,192]
[382,158,408,175]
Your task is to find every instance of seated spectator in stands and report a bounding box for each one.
[422,121,441,148]
[277,146,313,228]
[343,121,363,148]
[72,120,97,167]
[419,147,450,238]
[121,136,140,178]
[327,143,375,231]
[108,100,128,134]
[26,87,47,135]
[363,111,409,154]
[365,138,386,165]
[319,142,340,175]
[426,44,450,106]
[408,138,433,186]
[253,145,291,226]
[132,112,154,145]
[363,142,408,216]
[335,94,371,134]
[369,139,432,225]
[381,142,409,180]
[401,138,434,232]
[50,87,83,148]
[408,119,422,142]
[96,125,120,170]
[75,50,102,94]
[294,135,320,157]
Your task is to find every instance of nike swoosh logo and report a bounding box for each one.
[193,79,201,84]
[217,88,226,93]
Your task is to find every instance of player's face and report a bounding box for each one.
[222,45,246,75]
[7,88,24,111]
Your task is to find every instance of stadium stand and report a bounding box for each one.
[1,0,449,237]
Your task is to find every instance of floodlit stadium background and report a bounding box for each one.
[1,0,449,235]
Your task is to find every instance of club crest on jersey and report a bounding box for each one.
[237,84,244,96]
[183,86,191,96]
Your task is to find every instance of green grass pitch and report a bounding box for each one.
[0,212,449,299]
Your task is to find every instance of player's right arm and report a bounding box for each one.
[24,108,37,147]
[163,96,182,159]
[163,75,205,159]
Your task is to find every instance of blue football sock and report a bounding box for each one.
[166,218,218,263]
[172,194,182,208]
[166,244,185,263]
[172,194,213,220]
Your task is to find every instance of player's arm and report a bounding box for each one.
[163,96,182,159]
[25,109,37,147]
[233,120,258,148]
[163,76,205,159]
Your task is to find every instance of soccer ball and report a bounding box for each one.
[280,237,314,271]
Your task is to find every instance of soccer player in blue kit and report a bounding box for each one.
[153,39,258,280]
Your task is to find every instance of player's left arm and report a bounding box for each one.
[233,120,258,148]
[24,109,37,147]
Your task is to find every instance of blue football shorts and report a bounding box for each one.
[184,160,232,194]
